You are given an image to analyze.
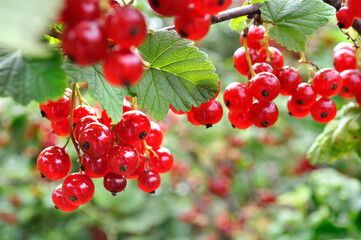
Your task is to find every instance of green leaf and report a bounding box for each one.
[130,30,219,121]
[229,16,248,33]
[0,50,67,105]
[260,0,335,52]
[0,0,63,57]
[64,62,127,124]
[251,0,267,3]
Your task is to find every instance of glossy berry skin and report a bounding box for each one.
[145,121,163,149]
[108,143,139,176]
[174,4,211,41]
[193,0,232,15]
[78,123,115,158]
[348,0,361,18]
[37,146,71,180]
[103,49,144,87]
[312,68,342,97]
[138,170,161,193]
[333,42,355,54]
[82,154,110,178]
[241,25,266,51]
[74,116,102,141]
[187,111,201,126]
[39,93,72,122]
[73,105,97,124]
[247,62,274,80]
[249,72,281,102]
[340,69,361,99]
[170,105,186,115]
[106,6,147,48]
[249,101,279,128]
[234,47,260,76]
[333,49,357,73]
[276,67,302,96]
[337,7,355,29]
[192,99,223,128]
[103,172,127,196]
[51,117,70,137]
[62,173,95,206]
[61,0,100,27]
[228,110,252,130]
[52,185,78,212]
[311,97,337,124]
[126,156,146,180]
[260,47,284,70]
[223,82,253,113]
[62,21,107,66]
[150,147,174,173]
[356,95,361,107]
[287,97,310,119]
[291,83,317,109]
[116,110,151,143]
[148,0,190,16]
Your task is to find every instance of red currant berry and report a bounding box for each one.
[106,6,147,48]
[223,82,253,113]
[115,110,151,143]
[356,94,361,107]
[187,111,201,126]
[249,72,281,102]
[247,62,274,80]
[73,105,97,125]
[333,42,355,54]
[138,170,161,193]
[340,69,361,99]
[82,154,110,178]
[312,68,342,97]
[333,49,357,72]
[287,97,310,119]
[228,110,252,130]
[62,21,107,66]
[103,49,144,87]
[37,146,71,180]
[39,91,72,121]
[337,6,355,29]
[174,4,210,41]
[123,98,133,113]
[208,176,230,197]
[241,25,266,51]
[61,0,100,27]
[145,122,163,149]
[170,105,186,115]
[126,155,146,180]
[149,147,174,174]
[101,109,112,128]
[259,47,284,70]
[192,99,223,128]
[78,123,115,158]
[311,97,337,124]
[108,143,139,175]
[193,0,232,15]
[52,185,78,212]
[214,81,221,99]
[148,0,190,16]
[291,83,317,109]
[103,172,127,196]
[276,67,302,96]
[348,0,361,18]
[51,117,70,137]
[62,173,95,206]
[74,116,102,141]
[234,47,260,75]
[249,101,279,128]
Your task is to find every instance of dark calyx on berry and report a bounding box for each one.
[179,29,189,38]
[111,191,117,196]
[149,191,156,194]
[321,112,328,118]
[261,90,270,97]
[219,0,226,5]
[338,23,345,28]
[41,173,46,178]
[82,141,90,150]
[119,165,129,173]
[69,195,78,202]
[296,100,303,105]
[343,86,349,92]
[151,0,159,7]
[40,111,46,118]
[225,99,231,107]
[130,26,140,36]
[54,205,59,210]
[231,124,235,128]
[261,121,269,127]
[139,131,148,139]
[331,83,338,90]
[206,124,213,129]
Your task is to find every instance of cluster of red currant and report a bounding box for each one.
[336,0,361,29]
[37,89,173,212]
[148,0,231,40]
[60,0,146,87]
